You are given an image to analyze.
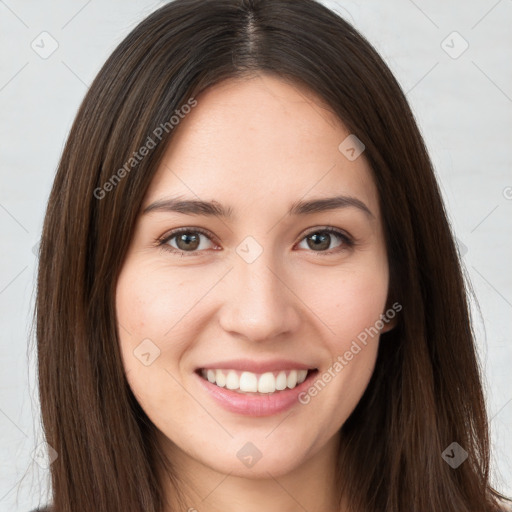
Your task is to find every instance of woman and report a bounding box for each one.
[32,0,511,510]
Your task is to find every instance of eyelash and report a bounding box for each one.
[155,226,355,258]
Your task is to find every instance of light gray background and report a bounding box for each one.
[1,0,511,510]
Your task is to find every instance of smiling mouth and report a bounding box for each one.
[196,368,318,395]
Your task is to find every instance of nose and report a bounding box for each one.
[218,252,301,343]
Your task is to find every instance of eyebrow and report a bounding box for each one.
[142,194,375,220]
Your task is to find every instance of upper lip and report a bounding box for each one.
[197,358,317,374]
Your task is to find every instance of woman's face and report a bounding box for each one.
[116,73,393,480]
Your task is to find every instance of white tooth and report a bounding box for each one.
[226,370,239,390]
[257,372,276,393]
[287,369,298,388]
[275,371,287,390]
[297,369,308,384]
[239,371,258,392]
[207,368,306,392]
[215,369,226,387]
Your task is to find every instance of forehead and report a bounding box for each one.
[144,74,379,220]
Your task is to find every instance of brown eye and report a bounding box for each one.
[158,226,353,257]
[160,228,216,255]
[297,228,353,253]
[174,232,201,251]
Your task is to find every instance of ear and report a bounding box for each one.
[380,316,397,334]
[380,298,400,334]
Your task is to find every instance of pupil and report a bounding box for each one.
[178,232,199,251]
[308,232,330,251]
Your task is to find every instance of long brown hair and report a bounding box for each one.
[33,0,510,510]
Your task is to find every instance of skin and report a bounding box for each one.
[115,73,396,512]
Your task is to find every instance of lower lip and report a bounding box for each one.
[194,370,319,417]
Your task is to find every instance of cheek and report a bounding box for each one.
[308,262,388,411]
[116,257,207,360]
[294,275,386,425]
[296,258,389,349]
[115,261,184,385]
[116,265,181,337]
[115,266,193,423]
[115,258,222,411]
